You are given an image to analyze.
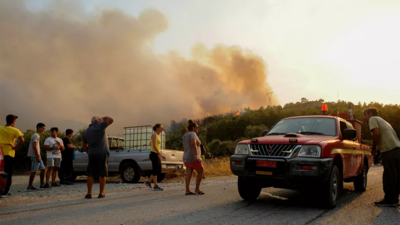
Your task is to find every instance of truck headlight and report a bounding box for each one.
[297,145,321,158]
[235,144,249,155]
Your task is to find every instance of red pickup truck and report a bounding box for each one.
[230,113,373,208]
[0,147,7,194]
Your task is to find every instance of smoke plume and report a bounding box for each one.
[0,0,278,134]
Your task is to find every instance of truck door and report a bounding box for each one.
[339,121,353,178]
[346,122,363,176]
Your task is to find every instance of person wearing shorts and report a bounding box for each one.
[27,123,46,190]
[144,124,166,191]
[44,127,64,187]
[83,116,114,199]
[182,120,204,195]
[0,114,25,196]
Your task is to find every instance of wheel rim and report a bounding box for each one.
[332,172,337,201]
[124,167,134,180]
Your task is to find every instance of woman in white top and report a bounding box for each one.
[182,120,204,195]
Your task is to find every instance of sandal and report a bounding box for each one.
[98,194,105,198]
[195,191,205,195]
[85,193,92,199]
[185,192,195,195]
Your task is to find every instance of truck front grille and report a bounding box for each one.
[249,144,300,157]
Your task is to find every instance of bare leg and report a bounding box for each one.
[52,167,57,184]
[99,176,106,195]
[185,167,194,194]
[28,172,36,188]
[46,167,52,184]
[87,177,94,194]
[194,166,204,193]
[40,169,45,186]
[147,175,154,184]
[149,175,158,186]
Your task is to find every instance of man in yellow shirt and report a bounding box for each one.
[364,108,400,207]
[0,114,24,196]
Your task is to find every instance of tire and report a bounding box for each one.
[120,162,141,183]
[238,176,262,201]
[354,163,368,192]
[323,165,341,209]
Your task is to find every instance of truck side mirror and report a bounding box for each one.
[343,129,357,140]
[261,130,269,136]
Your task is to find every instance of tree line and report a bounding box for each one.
[165,99,400,157]
[12,99,399,170]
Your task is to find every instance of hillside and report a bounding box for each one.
[165,99,400,157]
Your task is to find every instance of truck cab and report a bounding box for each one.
[230,113,373,208]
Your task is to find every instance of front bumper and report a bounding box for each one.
[161,163,185,173]
[230,155,333,188]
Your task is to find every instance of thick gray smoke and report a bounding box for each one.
[0,0,278,134]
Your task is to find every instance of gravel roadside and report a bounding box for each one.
[0,174,236,208]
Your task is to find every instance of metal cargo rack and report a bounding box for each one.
[123,125,166,150]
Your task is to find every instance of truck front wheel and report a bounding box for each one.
[238,176,261,201]
[323,165,341,208]
[354,163,368,192]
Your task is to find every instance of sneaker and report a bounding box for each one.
[153,185,163,191]
[374,199,399,207]
[27,186,38,191]
[51,182,60,187]
[41,184,50,188]
[144,181,152,189]
[0,193,11,197]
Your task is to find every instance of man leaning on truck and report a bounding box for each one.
[83,116,114,199]
[363,107,400,207]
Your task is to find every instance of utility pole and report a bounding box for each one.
[266,92,273,106]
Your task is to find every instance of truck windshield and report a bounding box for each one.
[268,117,337,136]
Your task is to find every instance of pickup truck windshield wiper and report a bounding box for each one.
[298,131,326,135]
[267,132,287,136]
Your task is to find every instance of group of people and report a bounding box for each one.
[0,114,77,196]
[27,124,77,190]
[1,108,398,206]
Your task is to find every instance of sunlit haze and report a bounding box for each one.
[1,0,400,134]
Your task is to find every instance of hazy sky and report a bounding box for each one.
[23,0,400,105]
[0,0,400,134]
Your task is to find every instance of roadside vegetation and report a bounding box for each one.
[166,99,400,158]
[12,99,400,172]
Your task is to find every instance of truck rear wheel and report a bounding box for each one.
[323,165,341,208]
[238,176,261,201]
[121,162,141,183]
[354,163,367,192]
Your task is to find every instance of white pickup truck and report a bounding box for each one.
[71,125,184,183]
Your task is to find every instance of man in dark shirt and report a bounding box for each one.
[83,116,114,199]
[60,129,76,185]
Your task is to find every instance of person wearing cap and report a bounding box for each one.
[0,114,25,196]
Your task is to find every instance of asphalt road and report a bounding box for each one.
[0,165,399,225]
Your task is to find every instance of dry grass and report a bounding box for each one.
[203,157,232,176]
[164,157,232,182]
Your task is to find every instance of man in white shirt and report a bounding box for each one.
[27,123,46,190]
[43,127,64,187]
